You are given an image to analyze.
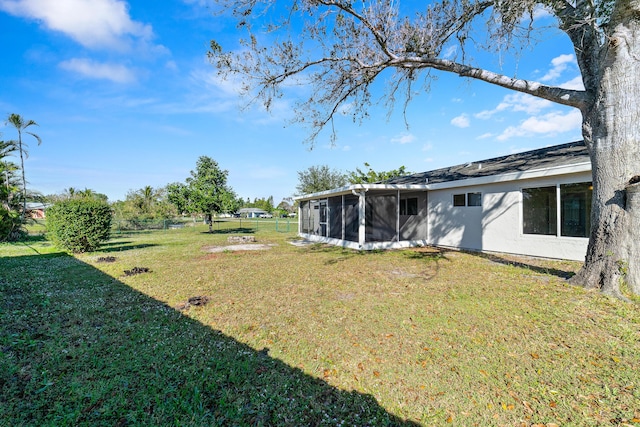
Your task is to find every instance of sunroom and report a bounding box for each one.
[297,185,429,250]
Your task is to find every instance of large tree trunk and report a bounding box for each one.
[570,11,640,297]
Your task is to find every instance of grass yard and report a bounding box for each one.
[1,226,639,426]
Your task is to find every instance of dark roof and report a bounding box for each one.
[385,141,589,185]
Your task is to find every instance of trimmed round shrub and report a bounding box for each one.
[47,199,113,253]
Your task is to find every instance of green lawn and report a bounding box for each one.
[1,227,639,426]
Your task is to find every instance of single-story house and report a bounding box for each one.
[25,202,52,219]
[238,207,268,218]
[295,141,592,261]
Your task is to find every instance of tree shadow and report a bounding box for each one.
[97,243,159,253]
[0,253,418,426]
[400,246,450,262]
[19,234,48,243]
[202,228,257,235]
[466,250,576,279]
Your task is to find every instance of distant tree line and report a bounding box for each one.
[3,126,409,247]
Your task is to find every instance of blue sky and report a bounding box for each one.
[0,0,583,204]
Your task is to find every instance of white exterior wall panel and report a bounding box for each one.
[427,171,591,261]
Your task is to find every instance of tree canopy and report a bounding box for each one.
[347,163,410,184]
[295,165,347,195]
[167,156,238,231]
[211,0,640,298]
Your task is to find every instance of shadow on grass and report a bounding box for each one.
[19,234,48,243]
[15,241,55,255]
[467,250,576,279]
[202,227,256,235]
[0,254,417,426]
[400,246,450,262]
[299,243,450,268]
[294,243,366,266]
[97,243,159,253]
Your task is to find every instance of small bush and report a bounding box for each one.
[47,199,112,253]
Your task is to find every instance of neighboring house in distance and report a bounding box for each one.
[25,202,52,219]
[295,141,592,261]
[238,207,268,218]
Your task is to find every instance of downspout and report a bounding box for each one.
[352,188,368,248]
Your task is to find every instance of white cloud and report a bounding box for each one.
[165,60,178,71]
[497,109,582,141]
[0,0,153,50]
[532,5,553,20]
[475,93,552,119]
[191,69,243,97]
[451,114,470,128]
[422,143,433,151]
[559,76,585,90]
[59,58,136,83]
[540,54,576,82]
[443,45,457,60]
[390,132,415,144]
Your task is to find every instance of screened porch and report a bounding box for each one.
[297,189,428,250]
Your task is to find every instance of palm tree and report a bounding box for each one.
[1,139,19,211]
[5,114,42,219]
[142,185,155,213]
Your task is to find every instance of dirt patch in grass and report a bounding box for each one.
[175,295,211,311]
[203,243,277,253]
[123,267,151,276]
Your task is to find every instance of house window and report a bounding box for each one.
[400,197,418,215]
[561,182,592,237]
[453,193,481,207]
[467,192,482,207]
[453,194,466,206]
[523,186,557,235]
[522,183,592,237]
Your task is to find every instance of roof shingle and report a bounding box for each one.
[384,141,589,185]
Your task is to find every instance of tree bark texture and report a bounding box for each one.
[571,8,640,297]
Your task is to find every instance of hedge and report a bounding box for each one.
[47,199,112,253]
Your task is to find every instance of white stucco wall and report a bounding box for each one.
[427,171,592,261]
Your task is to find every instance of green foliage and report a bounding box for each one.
[347,162,410,184]
[1,137,24,240]
[166,182,191,214]
[114,186,176,221]
[0,206,23,242]
[244,195,275,213]
[295,165,347,195]
[46,199,113,253]
[167,156,239,216]
[5,114,41,216]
